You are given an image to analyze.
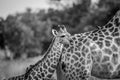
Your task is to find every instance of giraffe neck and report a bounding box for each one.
[25,37,63,79]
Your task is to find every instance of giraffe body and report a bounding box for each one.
[60,10,120,80]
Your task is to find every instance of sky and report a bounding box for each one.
[0,0,99,19]
[0,0,50,19]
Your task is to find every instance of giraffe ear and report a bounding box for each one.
[59,25,67,32]
[52,29,58,37]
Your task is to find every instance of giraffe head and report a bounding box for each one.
[52,25,71,45]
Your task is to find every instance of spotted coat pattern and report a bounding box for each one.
[60,10,120,80]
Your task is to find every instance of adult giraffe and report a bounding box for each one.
[59,10,120,80]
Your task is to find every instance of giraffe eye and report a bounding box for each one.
[61,35,65,38]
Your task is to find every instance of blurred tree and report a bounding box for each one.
[3,0,120,59]
[0,17,5,49]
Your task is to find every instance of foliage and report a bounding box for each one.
[1,0,120,59]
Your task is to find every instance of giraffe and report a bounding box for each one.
[4,25,71,80]
[59,10,120,80]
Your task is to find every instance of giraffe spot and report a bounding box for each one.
[78,63,81,67]
[50,58,53,62]
[44,70,47,74]
[54,57,57,61]
[82,60,85,65]
[102,56,110,63]
[90,44,96,50]
[80,57,84,62]
[46,60,50,66]
[111,71,120,78]
[82,46,86,51]
[73,71,76,77]
[105,23,113,28]
[81,66,85,70]
[78,38,83,42]
[40,68,42,72]
[104,31,109,36]
[114,38,120,46]
[88,36,92,39]
[72,37,76,40]
[74,47,78,51]
[112,32,119,37]
[51,64,56,69]
[111,53,118,65]
[114,18,120,26]
[75,52,81,57]
[48,68,54,73]
[93,37,98,41]
[72,55,79,60]
[106,36,112,40]
[47,74,52,78]
[91,51,97,56]
[64,44,69,48]
[96,41,103,49]
[87,59,91,64]
[103,48,112,55]
[27,75,32,79]
[37,74,42,78]
[67,53,71,57]
[99,38,104,41]
[110,18,114,22]
[74,62,79,67]
[91,63,101,74]
[99,64,112,78]
[99,34,105,37]
[114,28,118,32]
[71,59,75,63]
[81,52,85,57]
[67,48,71,52]
[102,29,107,32]
[77,42,82,47]
[48,55,50,58]
[52,47,57,51]
[105,40,111,47]
[116,64,120,71]
[93,29,98,33]
[77,34,81,37]
[87,53,91,59]
[107,63,113,71]
[101,64,109,72]
[43,63,47,69]
[111,45,118,52]
[95,55,101,63]
[76,69,80,73]
[41,73,45,77]
[34,76,39,80]
[98,30,102,34]
[83,39,87,43]
[86,41,90,46]
[109,27,114,32]
[31,71,36,76]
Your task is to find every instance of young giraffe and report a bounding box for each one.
[60,10,120,80]
[4,25,71,80]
